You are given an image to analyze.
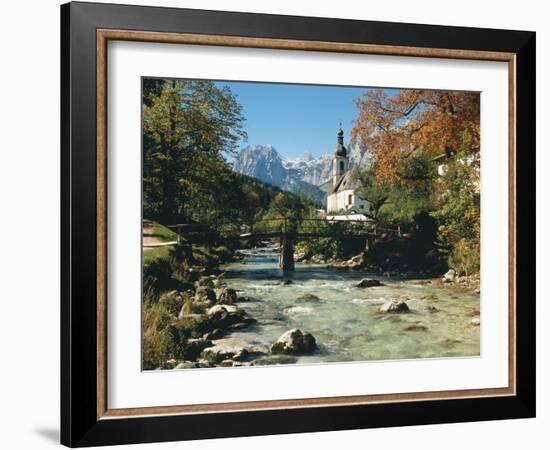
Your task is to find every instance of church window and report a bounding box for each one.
[348,194,353,205]
[340,161,344,172]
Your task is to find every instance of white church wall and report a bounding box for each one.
[336,189,355,211]
[327,193,338,213]
[328,190,370,213]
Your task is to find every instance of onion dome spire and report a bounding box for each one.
[334,127,347,157]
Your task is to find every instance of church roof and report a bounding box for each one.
[331,170,361,194]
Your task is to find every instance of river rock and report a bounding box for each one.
[328,260,350,270]
[201,340,267,364]
[271,329,317,355]
[379,299,410,313]
[252,355,298,366]
[443,269,456,283]
[195,286,216,304]
[404,323,429,332]
[206,304,255,330]
[297,293,321,303]
[174,361,198,370]
[357,278,383,288]
[181,337,213,360]
[201,346,237,364]
[237,295,257,302]
[212,272,226,288]
[196,358,214,368]
[196,276,215,289]
[294,251,309,262]
[227,318,257,330]
[215,287,238,304]
[309,254,325,264]
[203,328,224,340]
[207,304,240,316]
[280,278,294,286]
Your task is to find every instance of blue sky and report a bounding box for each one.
[213,81,397,160]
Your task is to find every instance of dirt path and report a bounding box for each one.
[142,225,177,248]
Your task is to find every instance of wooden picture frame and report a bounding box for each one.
[61,2,535,447]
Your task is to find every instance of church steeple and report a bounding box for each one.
[334,127,347,157]
[332,127,348,186]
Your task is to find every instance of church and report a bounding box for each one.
[324,128,370,215]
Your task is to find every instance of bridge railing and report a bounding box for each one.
[169,217,404,240]
[252,217,403,237]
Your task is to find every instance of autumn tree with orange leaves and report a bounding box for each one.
[352,89,480,183]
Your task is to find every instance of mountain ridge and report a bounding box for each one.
[232,139,371,205]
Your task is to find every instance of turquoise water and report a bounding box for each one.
[221,245,480,365]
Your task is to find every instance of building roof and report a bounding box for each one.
[331,170,361,194]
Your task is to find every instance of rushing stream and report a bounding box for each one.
[220,244,480,365]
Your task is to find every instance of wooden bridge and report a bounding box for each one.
[168,218,403,272]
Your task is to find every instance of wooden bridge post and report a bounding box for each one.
[279,234,295,272]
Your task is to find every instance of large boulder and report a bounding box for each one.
[356,279,383,288]
[201,345,237,365]
[379,299,410,313]
[215,287,238,304]
[207,304,240,316]
[206,304,255,330]
[271,329,316,355]
[201,341,268,365]
[443,269,456,283]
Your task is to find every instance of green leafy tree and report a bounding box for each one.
[142,79,247,222]
[433,146,480,274]
[354,155,436,224]
[258,192,310,233]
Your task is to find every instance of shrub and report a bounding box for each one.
[143,257,178,298]
[449,238,480,276]
[172,315,214,339]
[303,237,340,259]
[142,303,175,369]
[158,291,184,316]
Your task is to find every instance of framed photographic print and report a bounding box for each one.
[61,2,536,447]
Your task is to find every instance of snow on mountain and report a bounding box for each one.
[232,139,372,204]
[283,154,333,187]
[233,144,287,187]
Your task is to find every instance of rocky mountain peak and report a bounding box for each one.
[232,139,372,205]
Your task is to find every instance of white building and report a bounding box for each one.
[324,128,370,215]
